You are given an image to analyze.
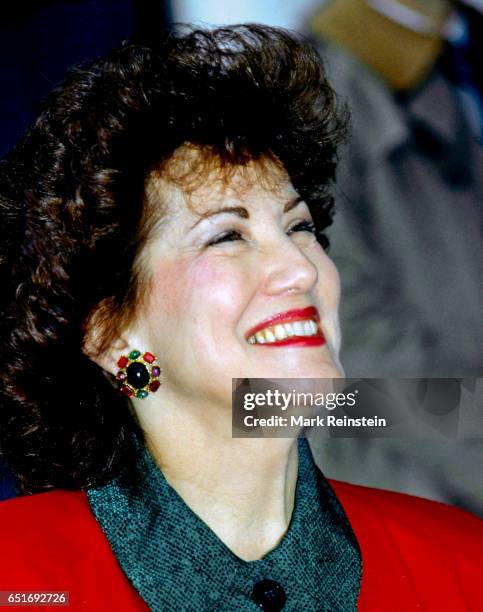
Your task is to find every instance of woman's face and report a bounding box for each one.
[129,155,342,411]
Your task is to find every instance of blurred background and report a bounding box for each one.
[1,0,482,514]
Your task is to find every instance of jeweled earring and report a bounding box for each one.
[116,350,162,399]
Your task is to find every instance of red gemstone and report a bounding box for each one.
[117,356,129,369]
[120,385,134,397]
[149,380,161,393]
[143,352,156,364]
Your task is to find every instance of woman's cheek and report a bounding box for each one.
[324,310,342,358]
[310,246,340,309]
[148,258,191,321]
[304,241,340,300]
[188,256,253,355]
[307,248,341,353]
[321,258,342,356]
[324,256,341,308]
[189,255,249,311]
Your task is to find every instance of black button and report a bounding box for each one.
[251,579,286,611]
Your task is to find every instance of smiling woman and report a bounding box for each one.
[0,23,482,612]
[135,152,343,409]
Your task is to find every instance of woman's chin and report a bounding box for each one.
[291,362,343,379]
[248,352,343,379]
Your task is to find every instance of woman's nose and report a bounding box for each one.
[261,238,319,297]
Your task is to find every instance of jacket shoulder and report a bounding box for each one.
[0,491,103,580]
[329,480,483,610]
[0,490,97,551]
[0,489,91,518]
[330,478,483,547]
[0,490,147,610]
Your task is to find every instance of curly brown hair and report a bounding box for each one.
[0,24,347,495]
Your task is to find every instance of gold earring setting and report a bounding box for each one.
[116,350,161,399]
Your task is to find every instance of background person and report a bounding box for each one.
[305,0,483,516]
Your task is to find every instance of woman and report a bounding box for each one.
[0,24,482,612]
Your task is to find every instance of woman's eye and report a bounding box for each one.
[207,230,243,246]
[288,219,329,250]
[287,220,317,234]
[206,221,327,247]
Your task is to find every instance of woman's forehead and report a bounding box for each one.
[146,148,297,219]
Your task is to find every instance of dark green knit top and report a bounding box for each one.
[87,438,361,611]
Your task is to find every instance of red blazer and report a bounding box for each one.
[1,481,483,611]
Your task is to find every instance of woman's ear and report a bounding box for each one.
[83,331,130,377]
[82,298,132,377]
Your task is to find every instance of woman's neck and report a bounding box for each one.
[139,399,300,561]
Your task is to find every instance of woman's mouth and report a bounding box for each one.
[245,306,326,347]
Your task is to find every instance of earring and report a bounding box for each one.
[116,350,161,399]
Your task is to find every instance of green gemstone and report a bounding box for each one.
[129,350,141,360]
[136,389,148,399]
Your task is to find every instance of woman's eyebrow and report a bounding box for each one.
[190,196,303,229]
[284,195,304,213]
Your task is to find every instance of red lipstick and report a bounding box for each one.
[245,306,326,347]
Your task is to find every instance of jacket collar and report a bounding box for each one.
[87,437,361,610]
[322,41,474,171]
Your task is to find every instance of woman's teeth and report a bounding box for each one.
[247,320,319,344]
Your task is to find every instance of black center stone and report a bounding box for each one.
[126,362,150,389]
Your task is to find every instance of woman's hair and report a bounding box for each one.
[0,24,347,494]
